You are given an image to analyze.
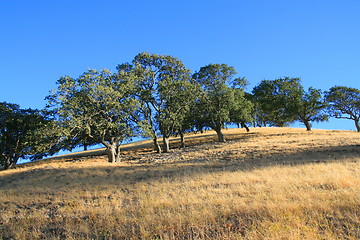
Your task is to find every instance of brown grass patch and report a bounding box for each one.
[1,127,360,239]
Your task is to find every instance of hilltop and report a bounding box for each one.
[1,127,360,239]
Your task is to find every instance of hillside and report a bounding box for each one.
[1,127,360,239]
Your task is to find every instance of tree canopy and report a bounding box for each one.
[118,52,198,152]
[325,86,360,132]
[252,77,303,127]
[229,78,254,132]
[192,64,250,142]
[296,87,328,131]
[0,102,56,169]
[46,69,139,162]
[2,52,359,170]
[252,78,329,131]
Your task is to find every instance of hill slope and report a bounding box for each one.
[1,127,360,239]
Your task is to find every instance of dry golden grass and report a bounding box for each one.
[1,127,360,239]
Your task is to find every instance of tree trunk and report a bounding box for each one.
[240,122,250,132]
[355,119,360,132]
[153,135,162,153]
[162,135,170,153]
[106,145,121,163]
[107,146,116,163]
[3,159,12,170]
[3,157,18,170]
[179,130,186,148]
[214,125,225,142]
[252,121,257,128]
[304,120,312,131]
[115,145,122,162]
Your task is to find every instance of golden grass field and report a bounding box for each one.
[0,127,360,239]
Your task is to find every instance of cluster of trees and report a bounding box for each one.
[1,52,360,169]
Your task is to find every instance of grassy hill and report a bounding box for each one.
[1,127,360,239]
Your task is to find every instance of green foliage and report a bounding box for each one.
[4,52,360,169]
[246,92,266,127]
[46,69,139,162]
[252,77,303,127]
[118,52,198,152]
[0,102,56,169]
[325,86,360,131]
[296,87,328,131]
[252,78,328,130]
[229,78,254,130]
[192,64,251,141]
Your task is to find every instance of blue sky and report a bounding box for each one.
[1,0,360,131]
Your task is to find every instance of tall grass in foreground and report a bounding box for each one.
[1,161,359,239]
[1,128,360,239]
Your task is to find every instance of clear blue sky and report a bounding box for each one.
[1,0,360,131]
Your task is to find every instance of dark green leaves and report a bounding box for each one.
[192,64,251,141]
[120,52,198,152]
[252,77,303,127]
[325,86,360,131]
[0,103,55,169]
[47,69,139,160]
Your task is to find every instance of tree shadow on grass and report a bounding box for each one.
[7,130,258,169]
[1,141,359,191]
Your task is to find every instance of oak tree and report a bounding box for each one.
[193,64,245,142]
[0,102,56,169]
[46,69,139,162]
[229,78,254,132]
[252,77,303,127]
[118,52,197,153]
[296,87,328,131]
[325,86,360,132]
